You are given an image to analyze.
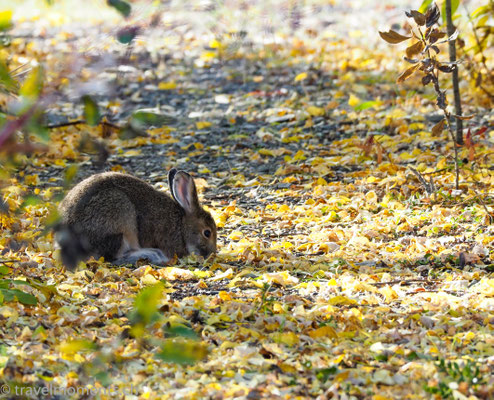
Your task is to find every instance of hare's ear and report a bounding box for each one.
[168,168,178,200]
[172,171,200,214]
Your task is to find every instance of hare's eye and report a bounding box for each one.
[203,229,211,238]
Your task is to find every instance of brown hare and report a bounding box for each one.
[56,168,217,270]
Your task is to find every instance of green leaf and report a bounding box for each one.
[354,100,381,111]
[0,289,14,302]
[0,10,13,31]
[0,60,15,91]
[164,324,198,339]
[26,280,58,300]
[94,371,111,387]
[64,164,79,186]
[316,366,338,382]
[0,265,9,276]
[132,283,164,325]
[11,279,32,285]
[19,66,43,102]
[419,0,433,14]
[442,0,460,24]
[116,26,139,44]
[156,339,208,365]
[27,117,50,142]
[107,0,131,17]
[11,289,37,305]
[131,110,177,128]
[471,5,490,19]
[18,195,42,210]
[82,95,101,126]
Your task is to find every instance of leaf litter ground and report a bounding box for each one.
[0,1,493,399]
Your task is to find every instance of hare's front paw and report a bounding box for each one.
[116,248,168,266]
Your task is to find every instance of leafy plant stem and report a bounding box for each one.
[417,25,460,190]
[445,0,463,145]
[431,72,460,190]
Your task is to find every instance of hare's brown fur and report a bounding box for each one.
[58,171,216,269]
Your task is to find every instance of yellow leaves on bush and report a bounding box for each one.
[0,10,13,31]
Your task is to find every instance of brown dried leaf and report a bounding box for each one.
[465,130,475,161]
[429,29,446,43]
[359,135,374,156]
[425,3,440,28]
[422,74,432,85]
[431,45,440,54]
[406,41,425,58]
[431,118,445,136]
[405,10,426,26]
[453,114,476,120]
[396,64,420,83]
[437,64,456,73]
[379,30,412,44]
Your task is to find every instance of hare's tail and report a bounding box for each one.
[54,223,91,271]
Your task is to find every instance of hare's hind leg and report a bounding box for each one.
[115,248,169,266]
[83,189,167,266]
[80,189,141,262]
[114,222,169,265]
